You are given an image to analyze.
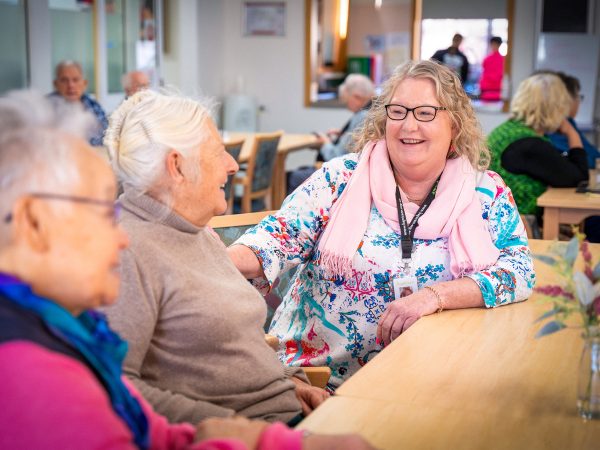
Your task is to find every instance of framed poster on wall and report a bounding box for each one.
[243,2,286,37]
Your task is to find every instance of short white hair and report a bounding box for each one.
[54,60,84,79]
[0,90,95,247]
[339,74,375,99]
[104,90,215,197]
[121,70,149,91]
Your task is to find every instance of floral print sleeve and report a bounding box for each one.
[466,170,536,307]
[234,154,360,289]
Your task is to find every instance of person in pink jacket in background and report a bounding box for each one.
[479,36,504,102]
[0,91,373,450]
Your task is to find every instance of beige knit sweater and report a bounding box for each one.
[105,189,302,424]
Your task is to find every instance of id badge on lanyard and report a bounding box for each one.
[392,178,439,300]
[392,271,418,300]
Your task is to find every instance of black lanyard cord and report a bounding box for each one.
[395,176,440,265]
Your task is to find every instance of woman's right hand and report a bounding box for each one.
[557,119,583,149]
[304,434,377,450]
[195,416,268,448]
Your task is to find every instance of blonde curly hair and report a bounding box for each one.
[510,73,571,133]
[353,60,489,170]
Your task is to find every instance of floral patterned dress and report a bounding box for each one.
[235,153,535,390]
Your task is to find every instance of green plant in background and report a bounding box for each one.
[534,232,600,338]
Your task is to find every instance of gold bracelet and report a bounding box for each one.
[425,285,444,313]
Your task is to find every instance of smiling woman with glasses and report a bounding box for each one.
[228,59,534,390]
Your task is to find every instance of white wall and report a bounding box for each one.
[162,0,201,96]
[163,0,350,133]
[163,0,596,136]
[423,0,506,19]
[510,0,537,94]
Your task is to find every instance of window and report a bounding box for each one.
[50,0,95,91]
[420,18,508,98]
[0,0,28,92]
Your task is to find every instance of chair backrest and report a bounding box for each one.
[520,214,541,239]
[209,210,271,245]
[223,139,244,201]
[247,131,282,193]
[209,210,294,330]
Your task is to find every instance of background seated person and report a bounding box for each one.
[545,71,600,169]
[0,90,374,450]
[228,60,533,391]
[48,60,108,147]
[487,73,589,234]
[122,70,151,98]
[103,91,328,425]
[317,74,375,162]
[288,74,374,194]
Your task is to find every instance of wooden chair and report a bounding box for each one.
[520,214,541,239]
[224,139,244,214]
[233,131,283,213]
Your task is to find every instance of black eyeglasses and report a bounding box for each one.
[384,104,447,122]
[3,193,120,225]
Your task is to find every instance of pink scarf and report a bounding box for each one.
[317,139,500,278]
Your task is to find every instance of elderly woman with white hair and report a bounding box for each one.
[103,90,330,426]
[0,90,313,449]
[317,73,375,161]
[229,60,535,390]
[487,72,589,218]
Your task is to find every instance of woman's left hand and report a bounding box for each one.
[376,289,438,346]
[290,377,330,416]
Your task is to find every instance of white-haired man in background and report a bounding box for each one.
[316,73,375,161]
[48,60,108,147]
[121,70,151,98]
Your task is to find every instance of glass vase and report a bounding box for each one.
[577,327,600,420]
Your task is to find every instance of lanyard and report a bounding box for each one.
[395,177,440,273]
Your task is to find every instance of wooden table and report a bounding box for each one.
[537,187,600,240]
[226,133,321,209]
[297,239,600,449]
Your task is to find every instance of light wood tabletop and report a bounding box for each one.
[225,133,322,209]
[297,239,600,449]
[536,188,600,240]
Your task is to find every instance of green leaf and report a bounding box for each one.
[564,237,579,265]
[534,308,560,323]
[533,254,557,266]
[535,320,566,338]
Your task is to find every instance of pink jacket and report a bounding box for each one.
[479,51,504,101]
[0,341,302,450]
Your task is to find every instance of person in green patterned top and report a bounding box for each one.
[487,73,588,220]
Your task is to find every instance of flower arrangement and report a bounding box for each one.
[534,232,600,338]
